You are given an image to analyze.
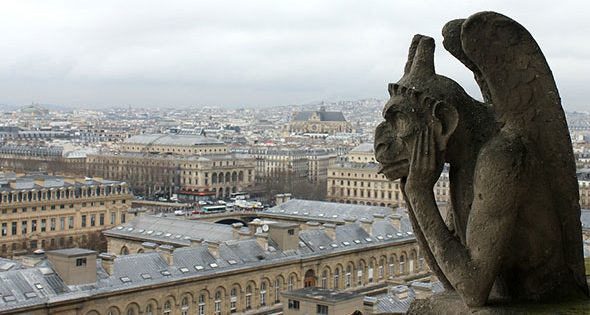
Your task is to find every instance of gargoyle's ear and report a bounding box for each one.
[432,101,458,150]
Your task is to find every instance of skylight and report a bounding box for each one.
[353,239,361,244]
[365,238,373,242]
[141,273,152,280]
[3,295,16,302]
[120,276,131,283]
[210,263,219,268]
[330,244,338,248]
[24,292,37,299]
[318,245,326,250]
[146,230,154,234]
[377,236,384,240]
[34,283,43,290]
[160,270,171,276]
[179,267,190,273]
[227,260,237,265]
[342,241,350,246]
[195,265,204,271]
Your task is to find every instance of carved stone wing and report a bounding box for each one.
[444,11,587,294]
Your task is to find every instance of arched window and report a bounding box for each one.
[379,258,385,279]
[215,291,222,315]
[288,274,295,291]
[346,265,352,288]
[246,285,253,310]
[400,255,406,274]
[321,270,328,288]
[260,281,267,306]
[230,287,238,313]
[198,294,206,315]
[181,297,189,315]
[357,262,364,285]
[163,301,172,315]
[120,246,129,255]
[333,268,340,289]
[274,279,281,303]
[126,309,135,315]
[145,304,154,315]
[389,255,396,278]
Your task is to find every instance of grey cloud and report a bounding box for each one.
[0,1,588,110]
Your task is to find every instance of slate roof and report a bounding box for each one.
[293,110,347,122]
[0,202,416,312]
[125,134,223,146]
[264,199,396,223]
[0,175,124,192]
[104,215,234,245]
[350,143,374,153]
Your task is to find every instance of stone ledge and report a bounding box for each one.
[407,292,590,315]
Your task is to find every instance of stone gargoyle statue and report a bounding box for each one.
[374,11,589,309]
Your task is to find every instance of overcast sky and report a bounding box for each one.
[0,1,588,110]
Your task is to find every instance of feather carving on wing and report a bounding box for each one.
[442,11,586,294]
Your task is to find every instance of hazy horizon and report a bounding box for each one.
[1,1,589,111]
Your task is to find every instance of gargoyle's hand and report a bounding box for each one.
[405,125,443,194]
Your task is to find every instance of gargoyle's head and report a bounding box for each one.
[375,35,473,181]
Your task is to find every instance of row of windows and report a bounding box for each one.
[1,234,94,253]
[0,185,129,204]
[1,199,126,215]
[0,212,125,237]
[86,249,423,315]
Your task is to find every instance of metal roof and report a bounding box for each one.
[125,134,223,146]
[104,215,234,245]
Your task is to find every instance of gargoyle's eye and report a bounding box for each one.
[386,112,412,137]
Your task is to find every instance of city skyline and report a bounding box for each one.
[1,1,588,111]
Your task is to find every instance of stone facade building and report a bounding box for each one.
[87,134,255,198]
[0,201,424,315]
[0,174,132,257]
[327,143,450,206]
[288,107,352,135]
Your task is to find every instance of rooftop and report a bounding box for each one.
[46,248,97,258]
[125,134,223,146]
[292,109,347,122]
[104,215,234,245]
[283,287,361,302]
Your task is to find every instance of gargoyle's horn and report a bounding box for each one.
[404,35,423,75]
[409,36,436,78]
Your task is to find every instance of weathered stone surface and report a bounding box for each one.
[374,11,589,311]
[407,292,590,315]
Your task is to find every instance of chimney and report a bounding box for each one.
[274,193,292,205]
[343,216,357,224]
[232,223,244,239]
[255,233,268,251]
[189,238,203,247]
[46,248,97,285]
[205,241,220,259]
[390,214,402,231]
[98,252,115,276]
[141,242,158,252]
[249,219,263,237]
[323,223,337,241]
[373,213,386,220]
[158,245,174,265]
[360,218,374,235]
[302,221,320,230]
[238,230,251,240]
